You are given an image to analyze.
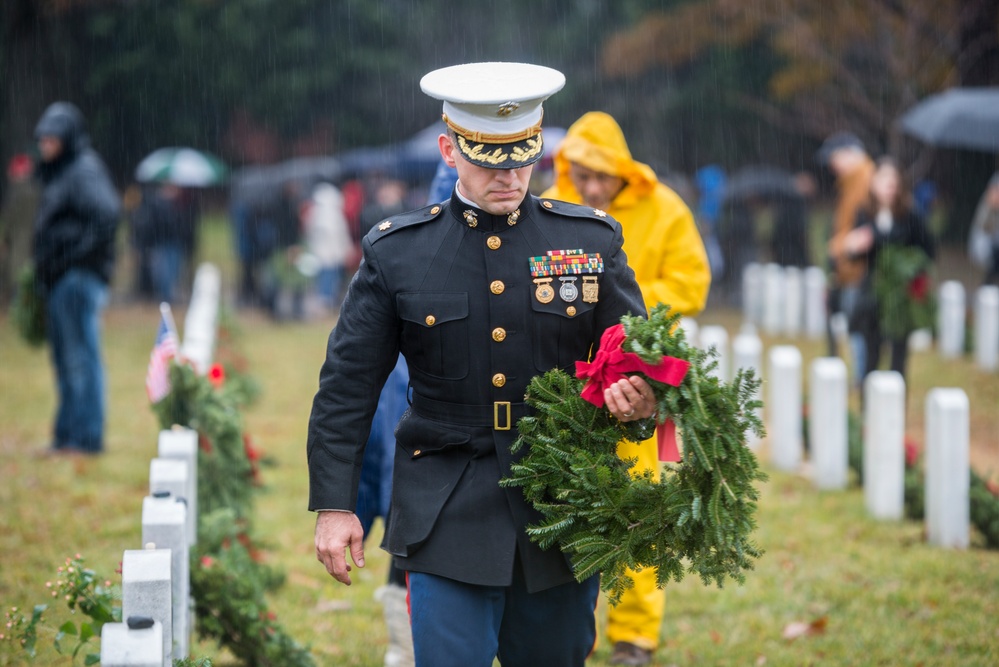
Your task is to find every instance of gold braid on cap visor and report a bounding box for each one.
[442,112,545,144]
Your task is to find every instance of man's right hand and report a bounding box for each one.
[315,511,365,585]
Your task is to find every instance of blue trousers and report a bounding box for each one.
[407,565,600,667]
[46,268,108,453]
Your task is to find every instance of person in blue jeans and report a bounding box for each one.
[32,102,120,455]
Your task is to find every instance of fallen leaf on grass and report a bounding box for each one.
[710,630,722,644]
[782,616,827,640]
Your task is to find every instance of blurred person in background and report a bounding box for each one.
[359,178,408,238]
[841,157,935,383]
[543,110,710,667]
[0,153,39,304]
[145,182,190,304]
[31,101,120,456]
[770,172,815,268]
[968,172,999,286]
[304,181,353,315]
[695,164,727,281]
[819,131,875,377]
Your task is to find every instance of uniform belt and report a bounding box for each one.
[410,392,529,431]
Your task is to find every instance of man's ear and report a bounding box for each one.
[438,133,457,168]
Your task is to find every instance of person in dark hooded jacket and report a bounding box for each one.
[32,101,121,455]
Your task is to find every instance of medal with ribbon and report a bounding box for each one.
[529,249,603,304]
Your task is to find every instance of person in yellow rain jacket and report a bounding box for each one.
[542,111,710,666]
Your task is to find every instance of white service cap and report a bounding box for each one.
[421,62,566,169]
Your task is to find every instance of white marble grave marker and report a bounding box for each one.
[809,357,848,490]
[142,494,189,660]
[863,371,905,519]
[121,548,172,663]
[158,427,198,544]
[782,266,803,338]
[937,280,966,359]
[149,458,192,548]
[733,330,764,449]
[803,266,827,339]
[678,317,699,348]
[974,285,999,372]
[742,262,763,326]
[181,263,221,374]
[100,618,163,667]
[762,263,784,336]
[699,325,730,382]
[767,345,802,471]
[925,388,970,549]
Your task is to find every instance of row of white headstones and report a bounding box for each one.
[741,262,999,371]
[100,264,221,667]
[685,265,999,552]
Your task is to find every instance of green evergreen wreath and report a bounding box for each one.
[502,305,767,603]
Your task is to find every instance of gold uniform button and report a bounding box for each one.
[492,327,507,342]
[430,206,441,215]
[413,449,422,456]
[490,280,505,295]
[542,200,553,209]
[566,306,577,317]
[492,373,506,388]
[487,235,502,250]
[425,315,436,326]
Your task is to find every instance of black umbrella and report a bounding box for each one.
[722,165,800,203]
[230,156,341,207]
[898,87,999,153]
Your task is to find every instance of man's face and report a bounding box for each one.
[567,162,624,210]
[37,136,63,163]
[439,134,533,216]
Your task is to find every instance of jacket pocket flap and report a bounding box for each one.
[394,409,471,458]
[398,292,468,327]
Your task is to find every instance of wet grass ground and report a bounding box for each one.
[1,216,997,665]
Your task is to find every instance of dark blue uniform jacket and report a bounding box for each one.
[307,189,645,593]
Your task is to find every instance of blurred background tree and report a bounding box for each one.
[1,0,997,236]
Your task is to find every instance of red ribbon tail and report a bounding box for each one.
[657,419,681,463]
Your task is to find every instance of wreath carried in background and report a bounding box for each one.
[873,245,935,340]
[502,305,767,603]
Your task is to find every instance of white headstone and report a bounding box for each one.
[100,619,164,667]
[158,427,198,545]
[142,495,189,660]
[121,548,172,663]
[803,266,827,340]
[767,345,802,472]
[937,280,966,359]
[699,325,730,382]
[733,330,764,450]
[974,285,999,372]
[782,266,803,338]
[678,317,699,348]
[149,458,192,548]
[809,357,848,490]
[742,262,763,326]
[925,388,970,549]
[762,263,784,336]
[181,263,221,374]
[863,371,906,520]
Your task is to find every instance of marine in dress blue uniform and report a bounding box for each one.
[308,62,653,667]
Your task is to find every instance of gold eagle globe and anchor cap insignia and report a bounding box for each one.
[420,62,565,169]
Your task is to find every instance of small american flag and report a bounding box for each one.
[146,303,179,403]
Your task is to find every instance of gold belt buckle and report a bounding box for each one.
[494,401,512,430]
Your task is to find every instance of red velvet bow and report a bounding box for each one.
[575,324,691,462]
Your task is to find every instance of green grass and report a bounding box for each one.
[2,218,998,665]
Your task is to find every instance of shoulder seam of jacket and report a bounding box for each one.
[368,204,444,244]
